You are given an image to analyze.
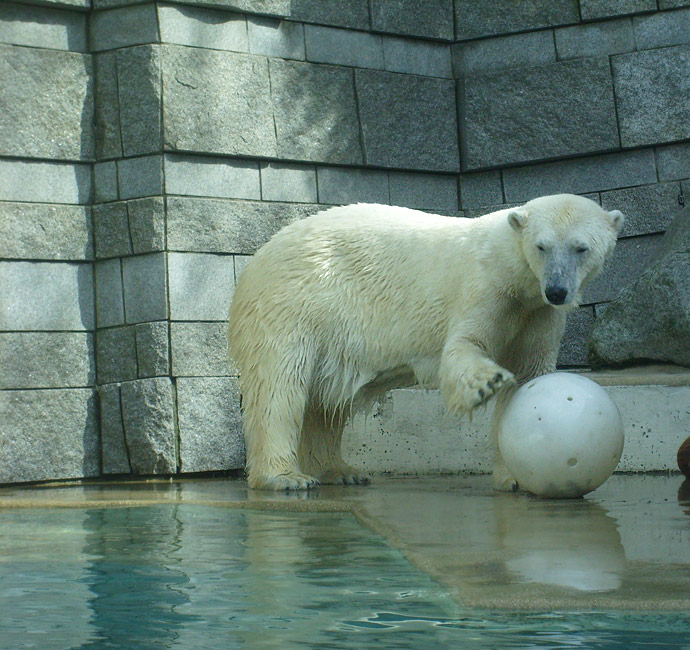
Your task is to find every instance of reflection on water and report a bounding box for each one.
[495,498,626,591]
[0,505,689,650]
[77,507,199,649]
[0,506,457,650]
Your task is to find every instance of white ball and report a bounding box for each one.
[498,372,624,498]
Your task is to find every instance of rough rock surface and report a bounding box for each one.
[589,207,690,367]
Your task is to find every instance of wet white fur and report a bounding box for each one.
[228,194,624,490]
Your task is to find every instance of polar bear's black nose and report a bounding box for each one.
[545,285,568,305]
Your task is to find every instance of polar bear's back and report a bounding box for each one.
[235,203,472,321]
[229,204,481,383]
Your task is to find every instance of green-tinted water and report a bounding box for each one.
[1,505,688,649]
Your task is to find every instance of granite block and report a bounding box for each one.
[122,253,168,323]
[613,45,690,148]
[164,155,260,200]
[234,254,251,281]
[127,196,166,254]
[94,52,122,160]
[557,306,595,367]
[0,332,94,389]
[370,0,453,40]
[247,15,304,59]
[151,0,290,15]
[176,377,244,473]
[305,24,383,69]
[356,70,459,172]
[633,9,690,48]
[95,258,125,328]
[0,160,91,204]
[270,59,362,165]
[93,201,132,258]
[0,1,87,50]
[171,321,233,377]
[16,0,90,7]
[117,155,164,200]
[463,203,521,219]
[168,252,234,321]
[383,38,452,78]
[657,143,690,182]
[0,44,93,161]
[90,3,159,51]
[317,167,389,205]
[600,182,684,237]
[116,45,162,157]
[580,0,656,20]
[157,4,248,50]
[135,321,170,378]
[461,58,619,170]
[455,0,578,40]
[502,150,657,202]
[98,383,132,475]
[452,31,555,77]
[388,172,458,212]
[288,0,369,30]
[0,261,94,331]
[166,197,315,254]
[94,161,118,203]
[0,388,99,484]
[120,377,177,474]
[260,163,318,203]
[162,45,276,158]
[96,326,137,384]
[555,19,635,60]
[0,202,92,261]
[582,234,663,304]
[459,171,503,209]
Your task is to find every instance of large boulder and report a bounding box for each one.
[589,207,690,368]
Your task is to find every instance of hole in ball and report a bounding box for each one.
[567,457,578,467]
[567,396,573,401]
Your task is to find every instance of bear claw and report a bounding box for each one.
[459,366,515,411]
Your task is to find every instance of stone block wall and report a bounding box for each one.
[1,0,689,483]
[0,0,97,484]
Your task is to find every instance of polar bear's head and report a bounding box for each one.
[507,194,624,307]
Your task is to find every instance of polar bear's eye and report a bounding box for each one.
[536,244,546,252]
[575,245,589,254]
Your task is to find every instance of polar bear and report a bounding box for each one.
[228,194,624,490]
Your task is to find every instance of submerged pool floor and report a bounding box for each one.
[1,475,689,648]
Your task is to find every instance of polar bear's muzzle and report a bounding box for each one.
[545,284,569,305]
[542,254,578,306]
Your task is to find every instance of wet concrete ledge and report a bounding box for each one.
[1,473,689,613]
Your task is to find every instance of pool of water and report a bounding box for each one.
[1,504,689,649]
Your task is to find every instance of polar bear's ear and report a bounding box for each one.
[508,209,528,233]
[608,209,625,234]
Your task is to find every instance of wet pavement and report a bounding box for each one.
[1,473,689,611]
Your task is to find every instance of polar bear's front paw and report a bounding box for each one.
[251,471,320,491]
[492,460,519,492]
[455,365,515,412]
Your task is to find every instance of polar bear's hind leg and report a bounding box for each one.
[240,348,320,490]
